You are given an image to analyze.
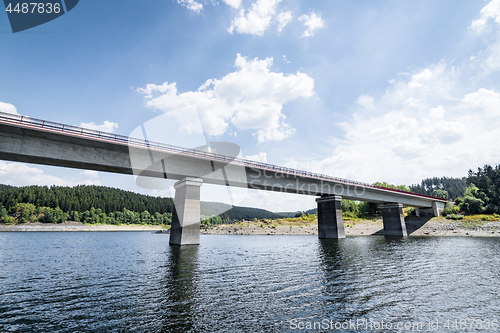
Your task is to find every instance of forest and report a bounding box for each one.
[0,185,281,225]
[300,166,500,219]
[1,164,499,225]
[410,177,467,200]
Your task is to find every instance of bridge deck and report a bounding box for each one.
[0,111,446,205]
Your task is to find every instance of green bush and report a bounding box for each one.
[460,196,484,215]
[16,203,37,223]
[441,203,460,217]
[342,211,359,219]
[0,207,15,224]
[403,207,415,218]
[446,214,464,220]
[40,211,54,223]
[484,204,499,215]
[358,202,380,216]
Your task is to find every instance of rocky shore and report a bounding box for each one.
[201,217,500,237]
[2,218,500,237]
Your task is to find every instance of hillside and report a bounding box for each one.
[0,184,282,224]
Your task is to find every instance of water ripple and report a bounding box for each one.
[0,233,499,332]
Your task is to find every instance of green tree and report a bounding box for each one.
[341,200,360,218]
[431,189,449,200]
[17,203,36,223]
[410,177,467,200]
[140,211,151,224]
[459,184,486,215]
[40,209,55,223]
[467,165,500,214]
[70,211,80,222]
[115,211,124,224]
[163,212,172,225]
[461,196,484,215]
[0,207,9,222]
[154,212,164,225]
[373,182,411,192]
[53,207,67,223]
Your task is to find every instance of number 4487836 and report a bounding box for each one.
[443,319,498,330]
[5,2,61,14]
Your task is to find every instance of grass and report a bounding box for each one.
[456,214,499,227]
[431,214,499,228]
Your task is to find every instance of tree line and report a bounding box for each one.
[410,177,467,200]
[0,184,281,225]
[445,165,500,216]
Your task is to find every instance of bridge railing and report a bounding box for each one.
[0,111,446,201]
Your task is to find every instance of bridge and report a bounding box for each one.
[0,111,446,244]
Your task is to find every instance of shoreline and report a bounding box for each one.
[0,222,166,232]
[201,217,500,237]
[2,218,500,237]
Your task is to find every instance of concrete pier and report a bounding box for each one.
[316,196,345,239]
[380,203,407,237]
[169,177,203,245]
[419,201,444,217]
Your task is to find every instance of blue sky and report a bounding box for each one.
[1,0,499,211]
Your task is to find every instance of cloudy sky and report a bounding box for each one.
[1,0,499,211]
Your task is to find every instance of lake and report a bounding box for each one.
[0,232,499,332]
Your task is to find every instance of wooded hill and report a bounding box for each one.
[0,185,282,225]
[410,177,467,200]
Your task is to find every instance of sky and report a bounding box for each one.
[1,0,500,212]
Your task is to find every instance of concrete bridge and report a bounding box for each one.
[0,111,446,244]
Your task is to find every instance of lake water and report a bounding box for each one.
[0,232,499,332]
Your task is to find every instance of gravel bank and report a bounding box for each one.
[2,218,499,236]
[201,217,500,237]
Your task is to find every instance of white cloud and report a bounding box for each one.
[0,161,101,187]
[298,12,324,37]
[297,0,500,187]
[244,152,267,163]
[80,170,99,179]
[0,102,18,115]
[138,54,314,144]
[356,94,375,111]
[461,87,500,116]
[276,11,292,32]
[301,57,500,185]
[228,0,282,36]
[222,0,241,9]
[79,121,119,133]
[470,0,500,33]
[177,0,203,13]
[428,105,445,119]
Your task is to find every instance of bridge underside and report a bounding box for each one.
[0,120,446,244]
[169,178,442,245]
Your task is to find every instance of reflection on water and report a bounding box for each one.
[159,245,199,333]
[0,233,499,332]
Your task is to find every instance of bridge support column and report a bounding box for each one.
[418,201,445,217]
[316,196,345,239]
[169,177,203,246]
[380,203,407,237]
